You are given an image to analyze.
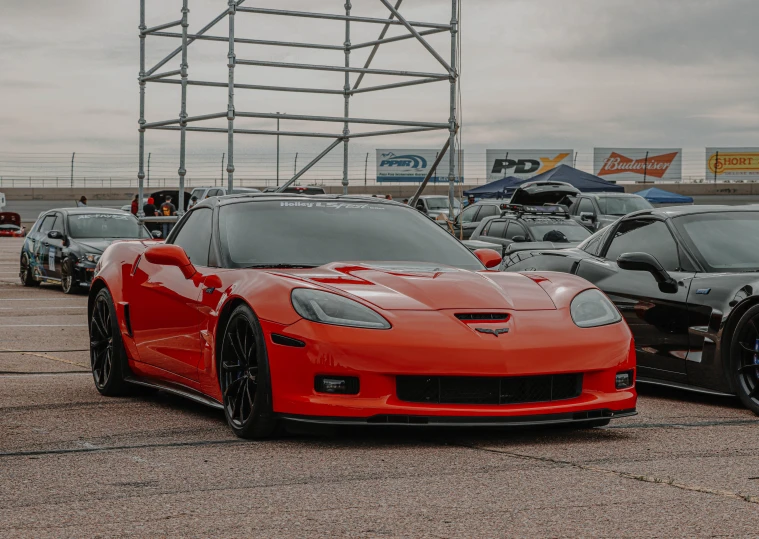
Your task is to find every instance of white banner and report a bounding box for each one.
[706,148,759,181]
[486,149,574,181]
[376,149,463,183]
[594,148,682,182]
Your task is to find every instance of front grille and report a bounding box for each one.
[396,374,583,405]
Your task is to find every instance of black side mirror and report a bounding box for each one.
[617,252,678,294]
[580,212,596,222]
[48,230,65,240]
[511,235,526,243]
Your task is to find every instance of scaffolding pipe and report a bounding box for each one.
[137,0,146,217]
[276,139,343,193]
[226,0,236,193]
[177,0,189,215]
[447,0,458,219]
[353,0,401,91]
[409,137,452,208]
[342,1,351,195]
[151,78,345,95]
[236,7,451,30]
[235,111,447,129]
[151,32,344,51]
[235,59,447,80]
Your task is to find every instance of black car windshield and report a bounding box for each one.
[67,213,150,239]
[673,212,759,271]
[425,197,461,210]
[221,200,483,270]
[597,196,653,216]
[526,221,591,243]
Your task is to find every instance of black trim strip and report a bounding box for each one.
[271,333,306,348]
[124,376,224,410]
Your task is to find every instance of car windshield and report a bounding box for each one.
[190,189,205,200]
[673,212,759,271]
[220,200,483,270]
[596,196,653,216]
[526,221,591,243]
[425,197,461,210]
[67,213,150,239]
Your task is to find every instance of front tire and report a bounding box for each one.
[90,288,130,396]
[219,304,278,439]
[19,253,40,287]
[61,259,79,294]
[729,304,759,415]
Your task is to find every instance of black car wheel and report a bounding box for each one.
[61,259,79,294]
[90,288,130,396]
[219,304,278,439]
[19,253,40,287]
[730,305,759,415]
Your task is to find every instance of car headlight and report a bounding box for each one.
[83,253,101,264]
[570,289,621,328]
[291,289,391,330]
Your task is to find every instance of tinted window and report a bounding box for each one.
[173,208,213,267]
[579,227,612,256]
[672,212,759,272]
[605,219,679,271]
[476,205,498,221]
[67,213,150,239]
[207,189,222,198]
[220,201,482,270]
[485,220,507,238]
[505,222,528,241]
[597,196,653,216]
[578,198,595,215]
[527,221,591,243]
[38,215,56,234]
[460,205,479,224]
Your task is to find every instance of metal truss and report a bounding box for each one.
[138,0,459,216]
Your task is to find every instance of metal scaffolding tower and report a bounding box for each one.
[138,0,460,217]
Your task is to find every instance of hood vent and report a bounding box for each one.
[455,313,509,322]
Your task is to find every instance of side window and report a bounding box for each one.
[485,220,507,238]
[172,208,213,267]
[38,215,56,234]
[505,222,528,241]
[578,198,595,215]
[206,189,221,198]
[605,219,680,271]
[579,227,611,256]
[460,205,479,224]
[50,214,62,232]
[475,205,498,222]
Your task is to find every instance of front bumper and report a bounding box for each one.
[73,262,97,286]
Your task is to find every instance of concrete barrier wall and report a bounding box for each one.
[3,182,759,201]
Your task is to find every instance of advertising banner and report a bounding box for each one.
[486,150,574,181]
[706,148,759,181]
[594,148,682,182]
[376,149,463,183]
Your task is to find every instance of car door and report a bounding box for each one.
[575,197,598,230]
[36,213,64,280]
[478,219,509,247]
[575,217,695,381]
[129,208,214,381]
[26,215,49,274]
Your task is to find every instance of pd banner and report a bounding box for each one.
[706,148,759,181]
[376,149,463,183]
[594,148,682,182]
[486,150,573,181]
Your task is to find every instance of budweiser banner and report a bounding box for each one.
[706,148,759,181]
[376,149,463,183]
[594,148,682,182]
[486,149,574,181]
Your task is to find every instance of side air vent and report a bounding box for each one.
[271,334,306,348]
[123,303,133,337]
[455,313,509,322]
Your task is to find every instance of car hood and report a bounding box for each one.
[71,238,118,254]
[279,262,556,311]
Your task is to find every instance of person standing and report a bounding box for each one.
[142,197,158,234]
[160,195,177,239]
[187,195,199,209]
[77,196,87,207]
[130,194,139,215]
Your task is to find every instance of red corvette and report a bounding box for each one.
[0,212,25,238]
[88,194,636,438]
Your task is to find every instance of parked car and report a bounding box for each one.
[470,205,591,254]
[0,212,25,237]
[189,186,262,205]
[441,200,511,239]
[20,208,155,293]
[502,205,759,415]
[414,195,462,219]
[86,193,635,438]
[569,193,653,231]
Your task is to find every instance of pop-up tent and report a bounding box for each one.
[635,187,694,205]
[463,176,523,199]
[527,165,624,193]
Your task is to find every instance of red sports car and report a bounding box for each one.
[0,212,25,237]
[88,194,636,438]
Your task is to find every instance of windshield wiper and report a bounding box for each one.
[245,263,319,269]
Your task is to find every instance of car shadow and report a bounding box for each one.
[636,382,744,410]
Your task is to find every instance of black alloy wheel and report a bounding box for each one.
[219,304,278,439]
[61,259,79,294]
[731,305,759,415]
[19,253,40,287]
[90,288,129,396]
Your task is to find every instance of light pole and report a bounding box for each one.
[147,152,151,188]
[294,152,298,177]
[276,112,280,186]
[70,152,76,188]
[221,153,225,187]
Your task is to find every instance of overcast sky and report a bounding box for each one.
[1,0,757,178]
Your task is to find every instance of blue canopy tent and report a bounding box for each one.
[463,176,523,199]
[527,165,624,193]
[635,187,694,205]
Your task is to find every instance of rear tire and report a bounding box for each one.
[90,288,130,396]
[219,304,278,439]
[19,253,40,287]
[61,259,79,294]
[729,305,759,415]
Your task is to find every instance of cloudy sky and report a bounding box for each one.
[1,0,757,180]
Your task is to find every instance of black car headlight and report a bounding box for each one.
[570,289,621,328]
[291,289,391,330]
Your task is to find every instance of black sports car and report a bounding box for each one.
[20,208,155,293]
[502,205,759,414]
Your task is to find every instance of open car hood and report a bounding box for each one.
[280,262,556,311]
[510,184,579,206]
[0,213,21,227]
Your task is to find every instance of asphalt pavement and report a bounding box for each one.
[1,237,759,537]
